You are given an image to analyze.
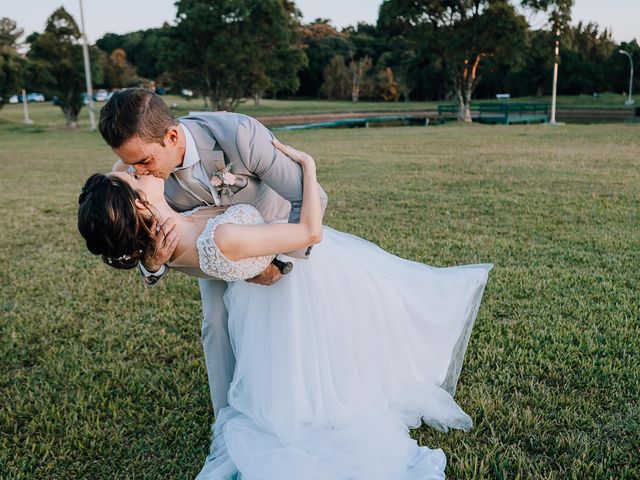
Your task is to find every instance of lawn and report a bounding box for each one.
[0,104,638,479]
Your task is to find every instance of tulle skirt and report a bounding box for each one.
[197,227,492,479]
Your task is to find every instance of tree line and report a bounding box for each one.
[1,0,638,126]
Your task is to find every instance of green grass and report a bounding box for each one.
[0,106,638,479]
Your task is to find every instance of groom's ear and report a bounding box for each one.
[164,126,179,147]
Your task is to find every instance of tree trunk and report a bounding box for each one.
[62,106,78,128]
[464,88,472,122]
[455,53,487,123]
[455,83,472,123]
[400,85,410,103]
[253,92,262,106]
[66,111,78,128]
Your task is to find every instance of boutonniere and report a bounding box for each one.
[210,162,237,196]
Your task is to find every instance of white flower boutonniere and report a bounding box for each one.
[210,162,237,197]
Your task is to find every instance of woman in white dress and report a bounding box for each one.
[78,140,491,480]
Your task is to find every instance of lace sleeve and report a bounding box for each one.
[196,205,275,282]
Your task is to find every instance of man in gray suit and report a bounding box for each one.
[98,88,328,416]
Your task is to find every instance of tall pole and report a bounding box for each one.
[79,0,96,130]
[550,28,560,124]
[22,89,33,124]
[619,49,635,105]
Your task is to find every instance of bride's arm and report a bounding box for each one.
[214,140,323,262]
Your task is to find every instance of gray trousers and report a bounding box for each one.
[198,278,235,416]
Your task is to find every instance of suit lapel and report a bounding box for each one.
[181,118,226,171]
[180,119,224,206]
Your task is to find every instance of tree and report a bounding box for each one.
[298,20,352,97]
[349,54,372,103]
[320,55,350,100]
[25,7,102,127]
[163,0,307,111]
[100,48,138,88]
[247,0,307,104]
[557,22,614,95]
[379,0,529,122]
[0,17,24,111]
[604,40,640,98]
[378,66,400,101]
[376,41,417,102]
[96,27,168,80]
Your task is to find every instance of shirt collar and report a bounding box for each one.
[174,122,200,172]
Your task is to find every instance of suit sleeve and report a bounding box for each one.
[138,263,169,287]
[235,116,328,257]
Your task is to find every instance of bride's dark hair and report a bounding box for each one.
[78,173,158,269]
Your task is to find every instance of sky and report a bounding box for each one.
[4,1,638,44]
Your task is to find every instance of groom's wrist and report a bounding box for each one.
[140,263,166,277]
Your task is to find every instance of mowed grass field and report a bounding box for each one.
[0,102,638,479]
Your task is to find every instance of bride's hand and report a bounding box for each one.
[273,139,316,169]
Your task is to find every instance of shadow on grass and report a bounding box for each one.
[0,119,48,134]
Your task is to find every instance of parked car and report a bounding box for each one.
[181,88,194,98]
[27,92,46,102]
[93,89,109,102]
[7,93,46,103]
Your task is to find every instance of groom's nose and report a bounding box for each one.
[130,164,148,175]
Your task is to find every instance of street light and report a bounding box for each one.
[619,49,635,106]
[550,28,561,124]
[79,0,96,130]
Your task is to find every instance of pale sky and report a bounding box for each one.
[4,1,638,44]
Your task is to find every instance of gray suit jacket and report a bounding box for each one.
[144,112,328,285]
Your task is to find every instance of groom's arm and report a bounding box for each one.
[235,116,328,258]
[112,160,173,287]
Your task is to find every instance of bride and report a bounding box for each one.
[78,140,491,480]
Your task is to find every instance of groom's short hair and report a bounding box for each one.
[99,88,179,149]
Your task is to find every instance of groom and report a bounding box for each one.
[98,88,328,416]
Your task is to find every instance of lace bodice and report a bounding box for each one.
[196,204,274,281]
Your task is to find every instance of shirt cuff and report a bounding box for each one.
[139,263,166,277]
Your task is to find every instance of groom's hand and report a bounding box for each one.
[246,263,282,286]
[143,217,179,272]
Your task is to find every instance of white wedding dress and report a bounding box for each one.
[192,205,492,480]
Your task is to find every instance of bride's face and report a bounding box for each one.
[108,171,165,204]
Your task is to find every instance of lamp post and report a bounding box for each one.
[550,28,560,124]
[79,0,96,130]
[619,49,635,106]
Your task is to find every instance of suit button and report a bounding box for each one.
[305,246,313,256]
